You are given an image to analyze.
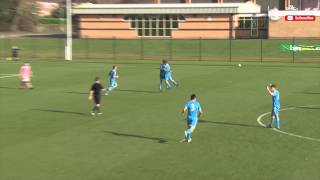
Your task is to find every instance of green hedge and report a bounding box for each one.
[39,17,66,25]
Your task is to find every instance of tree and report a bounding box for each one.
[0,0,20,31]
[12,0,39,32]
[52,5,66,18]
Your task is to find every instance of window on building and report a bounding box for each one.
[239,17,251,29]
[238,17,268,29]
[267,0,285,10]
[257,17,268,28]
[291,0,301,9]
[256,0,269,12]
[256,0,286,11]
[302,0,320,10]
[256,0,285,11]
[291,0,319,10]
[125,15,185,37]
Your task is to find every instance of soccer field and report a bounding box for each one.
[1,60,320,180]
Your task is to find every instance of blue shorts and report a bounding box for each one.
[271,106,280,116]
[187,117,198,128]
[165,73,172,80]
[160,74,165,80]
[110,79,117,87]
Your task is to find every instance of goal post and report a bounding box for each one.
[65,0,72,61]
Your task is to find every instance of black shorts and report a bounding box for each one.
[93,95,101,104]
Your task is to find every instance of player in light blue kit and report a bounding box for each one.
[105,66,119,95]
[182,94,203,143]
[163,60,178,89]
[159,61,166,91]
[267,84,281,129]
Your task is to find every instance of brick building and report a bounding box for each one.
[72,0,320,39]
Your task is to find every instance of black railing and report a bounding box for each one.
[0,37,319,63]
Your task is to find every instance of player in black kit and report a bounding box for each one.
[88,77,105,116]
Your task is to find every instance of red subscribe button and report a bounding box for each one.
[285,15,316,21]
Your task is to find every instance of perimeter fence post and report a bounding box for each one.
[140,37,144,60]
[229,38,232,62]
[292,37,295,63]
[8,38,11,59]
[260,38,263,63]
[112,36,116,60]
[169,37,173,61]
[1,38,4,58]
[59,37,64,59]
[32,38,36,59]
[85,37,89,59]
[199,37,202,61]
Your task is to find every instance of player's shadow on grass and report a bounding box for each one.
[291,106,320,110]
[104,130,168,144]
[301,92,320,95]
[0,86,21,90]
[115,89,159,94]
[198,120,263,128]
[65,91,88,95]
[32,108,88,116]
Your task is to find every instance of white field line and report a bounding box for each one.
[0,74,19,79]
[257,105,320,143]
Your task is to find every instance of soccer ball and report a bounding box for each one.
[238,64,242,67]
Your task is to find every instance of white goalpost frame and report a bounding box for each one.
[65,0,72,61]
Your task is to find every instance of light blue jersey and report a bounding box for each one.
[269,89,281,129]
[163,64,170,72]
[105,68,119,95]
[185,100,202,125]
[163,64,172,79]
[109,69,117,87]
[183,98,202,143]
[109,69,117,80]
[271,89,280,117]
[272,90,280,108]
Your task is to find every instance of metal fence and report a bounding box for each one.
[0,37,319,62]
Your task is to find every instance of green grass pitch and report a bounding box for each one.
[1,60,320,180]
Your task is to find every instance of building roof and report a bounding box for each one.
[72,2,261,15]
